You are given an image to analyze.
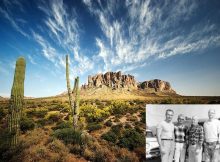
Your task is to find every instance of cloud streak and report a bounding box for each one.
[38,0,94,75]
[83,0,220,72]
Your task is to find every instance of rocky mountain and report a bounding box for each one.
[82,71,137,90]
[138,79,176,93]
[82,71,176,94]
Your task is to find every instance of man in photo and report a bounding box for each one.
[203,109,220,162]
[186,115,204,162]
[156,109,175,162]
[174,114,188,162]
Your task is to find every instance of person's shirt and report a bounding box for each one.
[157,120,174,139]
[203,119,220,143]
[174,124,188,143]
[186,124,204,145]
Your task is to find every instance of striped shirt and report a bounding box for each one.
[186,124,204,145]
[174,124,188,143]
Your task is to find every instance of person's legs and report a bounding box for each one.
[194,144,203,162]
[204,144,211,162]
[211,148,219,162]
[180,143,186,162]
[161,140,169,162]
[168,141,175,162]
[188,145,196,162]
[174,143,181,162]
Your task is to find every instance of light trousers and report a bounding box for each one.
[204,142,220,162]
[188,144,203,162]
[174,142,186,162]
[160,140,175,162]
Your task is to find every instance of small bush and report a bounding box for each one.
[52,121,72,130]
[26,107,48,118]
[101,131,118,143]
[80,104,110,122]
[111,124,123,136]
[0,108,6,120]
[118,129,145,150]
[20,117,35,132]
[45,111,62,122]
[53,128,84,145]
[105,120,112,127]
[87,123,102,132]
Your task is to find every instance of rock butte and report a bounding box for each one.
[81,71,176,94]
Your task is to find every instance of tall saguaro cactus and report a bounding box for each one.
[8,57,26,147]
[66,55,80,129]
[73,76,80,128]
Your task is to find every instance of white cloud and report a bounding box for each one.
[38,0,93,74]
[83,0,220,72]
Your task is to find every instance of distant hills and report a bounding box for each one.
[57,71,178,100]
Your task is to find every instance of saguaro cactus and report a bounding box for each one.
[8,57,26,147]
[73,77,80,128]
[66,55,80,129]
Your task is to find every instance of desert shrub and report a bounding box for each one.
[80,104,110,122]
[118,129,145,150]
[26,107,48,118]
[36,118,48,127]
[110,101,132,115]
[124,123,132,129]
[101,131,118,143]
[52,121,72,130]
[140,111,145,123]
[87,122,102,132]
[68,144,83,155]
[20,117,35,132]
[105,120,112,127]
[45,111,62,123]
[53,128,85,145]
[111,124,123,136]
[116,148,139,162]
[83,147,95,160]
[47,139,69,153]
[0,108,6,120]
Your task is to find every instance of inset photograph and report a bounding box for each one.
[146,104,220,162]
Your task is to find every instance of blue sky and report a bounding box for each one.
[0,0,220,97]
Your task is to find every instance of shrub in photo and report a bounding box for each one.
[87,122,102,132]
[20,117,35,133]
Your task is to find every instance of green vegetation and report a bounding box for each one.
[66,55,80,129]
[20,117,35,133]
[8,57,26,147]
[87,122,102,132]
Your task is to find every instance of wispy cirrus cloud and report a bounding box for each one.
[38,0,94,75]
[83,0,220,72]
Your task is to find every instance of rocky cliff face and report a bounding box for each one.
[82,71,176,94]
[82,71,137,90]
[138,79,176,93]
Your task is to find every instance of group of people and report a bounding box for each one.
[156,109,220,162]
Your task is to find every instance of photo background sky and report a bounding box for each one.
[147,104,220,127]
[0,0,220,97]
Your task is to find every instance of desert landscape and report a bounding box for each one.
[1,57,220,162]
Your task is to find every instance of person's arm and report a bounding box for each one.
[156,123,165,154]
[198,126,204,148]
[216,120,220,149]
[185,126,189,146]
[156,124,163,148]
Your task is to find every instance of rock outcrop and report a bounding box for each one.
[138,79,176,93]
[82,71,137,90]
[82,71,176,94]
